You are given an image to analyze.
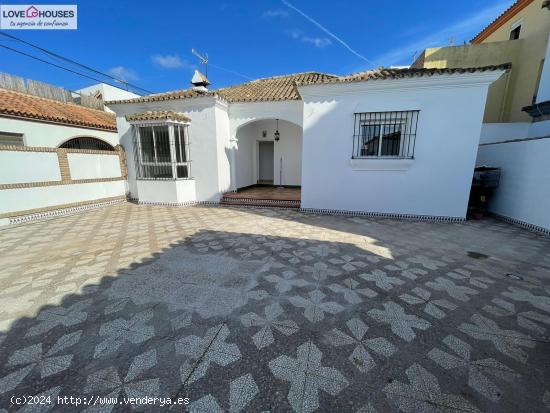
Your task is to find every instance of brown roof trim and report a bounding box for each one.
[296,64,512,86]
[0,88,117,131]
[106,89,217,105]
[471,0,534,44]
[0,113,117,132]
[125,110,191,123]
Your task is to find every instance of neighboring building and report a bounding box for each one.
[475,1,550,233]
[107,66,507,220]
[75,83,140,113]
[412,0,550,123]
[0,87,126,224]
[0,87,118,148]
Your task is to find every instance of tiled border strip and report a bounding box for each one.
[3,196,127,225]
[300,207,464,222]
[129,199,219,207]
[490,213,550,237]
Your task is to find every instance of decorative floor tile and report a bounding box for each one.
[0,203,549,412]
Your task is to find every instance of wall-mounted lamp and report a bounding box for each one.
[274,119,280,141]
[262,130,267,138]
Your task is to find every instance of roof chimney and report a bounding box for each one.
[191,70,210,92]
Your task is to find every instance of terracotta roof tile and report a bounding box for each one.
[107,72,337,105]
[125,110,191,123]
[296,65,512,86]
[106,88,215,105]
[0,88,116,131]
[217,72,338,102]
[106,66,510,107]
[470,0,534,44]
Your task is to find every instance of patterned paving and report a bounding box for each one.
[0,203,549,412]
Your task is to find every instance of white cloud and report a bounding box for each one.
[281,0,374,66]
[262,9,289,18]
[152,54,190,69]
[372,1,511,66]
[107,66,138,82]
[287,29,332,48]
[301,36,331,48]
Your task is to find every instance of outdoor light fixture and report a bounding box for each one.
[274,119,280,141]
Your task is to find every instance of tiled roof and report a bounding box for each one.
[0,87,116,131]
[471,0,534,44]
[106,66,510,107]
[296,65,512,86]
[125,110,191,123]
[217,72,338,102]
[106,72,337,105]
[106,88,216,105]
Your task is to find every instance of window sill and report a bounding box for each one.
[349,158,413,171]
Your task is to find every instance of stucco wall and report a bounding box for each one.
[0,147,126,219]
[481,0,548,43]
[476,120,550,231]
[0,151,60,184]
[0,181,125,216]
[111,97,226,203]
[299,73,502,218]
[0,116,119,148]
[67,153,121,180]
[417,2,550,123]
[234,119,302,188]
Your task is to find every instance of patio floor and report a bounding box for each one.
[0,203,550,412]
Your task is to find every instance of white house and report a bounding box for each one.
[107,66,508,220]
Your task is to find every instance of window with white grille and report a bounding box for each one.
[352,111,419,159]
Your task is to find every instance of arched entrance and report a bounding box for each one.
[233,118,303,189]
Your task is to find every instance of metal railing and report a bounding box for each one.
[133,123,191,180]
[60,137,115,151]
[352,110,419,159]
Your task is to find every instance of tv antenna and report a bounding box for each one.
[192,48,208,77]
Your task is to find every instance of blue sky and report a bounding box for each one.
[0,0,513,95]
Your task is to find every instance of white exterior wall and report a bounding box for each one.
[76,83,140,102]
[67,153,121,180]
[215,104,232,194]
[299,73,503,218]
[136,180,196,204]
[0,181,125,216]
[234,119,302,187]
[0,151,60,183]
[110,97,225,203]
[476,119,550,231]
[0,117,118,148]
[0,148,126,220]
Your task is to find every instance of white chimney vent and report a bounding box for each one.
[191,70,210,92]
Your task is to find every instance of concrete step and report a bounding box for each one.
[220,196,300,209]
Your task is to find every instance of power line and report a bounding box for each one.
[0,44,152,95]
[209,63,253,81]
[0,31,154,94]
